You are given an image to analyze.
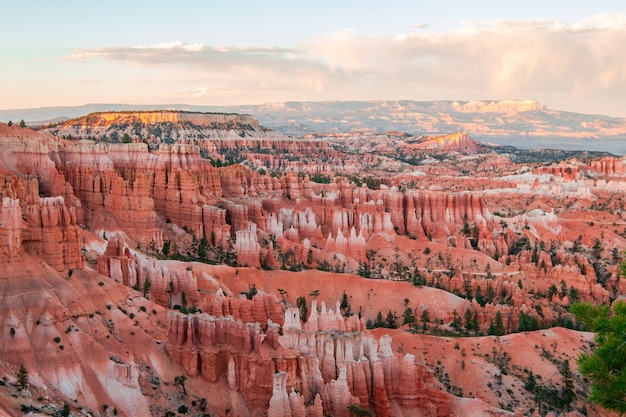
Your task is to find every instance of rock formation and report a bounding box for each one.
[166,302,451,417]
[0,197,23,263]
[21,196,83,271]
[0,119,623,417]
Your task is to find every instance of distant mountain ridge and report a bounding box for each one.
[2,99,626,153]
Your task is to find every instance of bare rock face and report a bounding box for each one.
[205,288,285,327]
[165,311,290,410]
[410,132,482,153]
[402,190,492,239]
[21,196,84,271]
[235,223,261,267]
[97,235,137,286]
[590,157,624,175]
[202,205,231,247]
[103,172,162,247]
[166,300,451,417]
[0,190,82,271]
[149,144,223,235]
[51,142,164,247]
[49,141,226,248]
[0,153,83,271]
[0,197,24,263]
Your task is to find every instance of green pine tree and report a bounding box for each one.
[420,309,430,331]
[494,311,505,336]
[296,296,308,323]
[174,374,187,396]
[464,308,474,333]
[403,307,415,327]
[385,310,398,329]
[571,301,626,414]
[16,364,28,391]
[142,278,152,298]
[374,311,384,328]
[340,291,352,317]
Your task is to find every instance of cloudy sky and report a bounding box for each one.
[2,0,625,116]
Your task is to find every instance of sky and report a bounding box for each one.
[1,1,625,117]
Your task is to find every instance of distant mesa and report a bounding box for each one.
[55,110,260,129]
[451,99,546,113]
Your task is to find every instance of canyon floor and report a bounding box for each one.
[0,111,623,417]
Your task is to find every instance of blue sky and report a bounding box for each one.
[1,1,625,116]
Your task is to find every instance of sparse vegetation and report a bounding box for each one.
[347,404,371,416]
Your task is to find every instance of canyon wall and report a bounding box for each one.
[166,302,450,417]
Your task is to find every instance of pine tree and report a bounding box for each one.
[385,310,398,329]
[181,291,187,310]
[462,219,471,236]
[475,285,486,307]
[174,374,187,396]
[451,310,462,331]
[472,316,480,335]
[374,311,384,328]
[16,364,28,391]
[494,311,505,336]
[464,308,474,333]
[61,402,70,417]
[403,307,415,327]
[142,278,152,298]
[485,284,495,304]
[198,237,208,259]
[548,283,558,298]
[162,240,171,256]
[296,296,308,324]
[420,309,430,331]
[571,301,626,414]
[357,262,371,278]
[560,359,575,410]
[524,370,536,392]
[340,291,352,317]
[471,224,480,249]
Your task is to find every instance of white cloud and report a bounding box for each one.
[61,15,626,116]
[146,41,204,52]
